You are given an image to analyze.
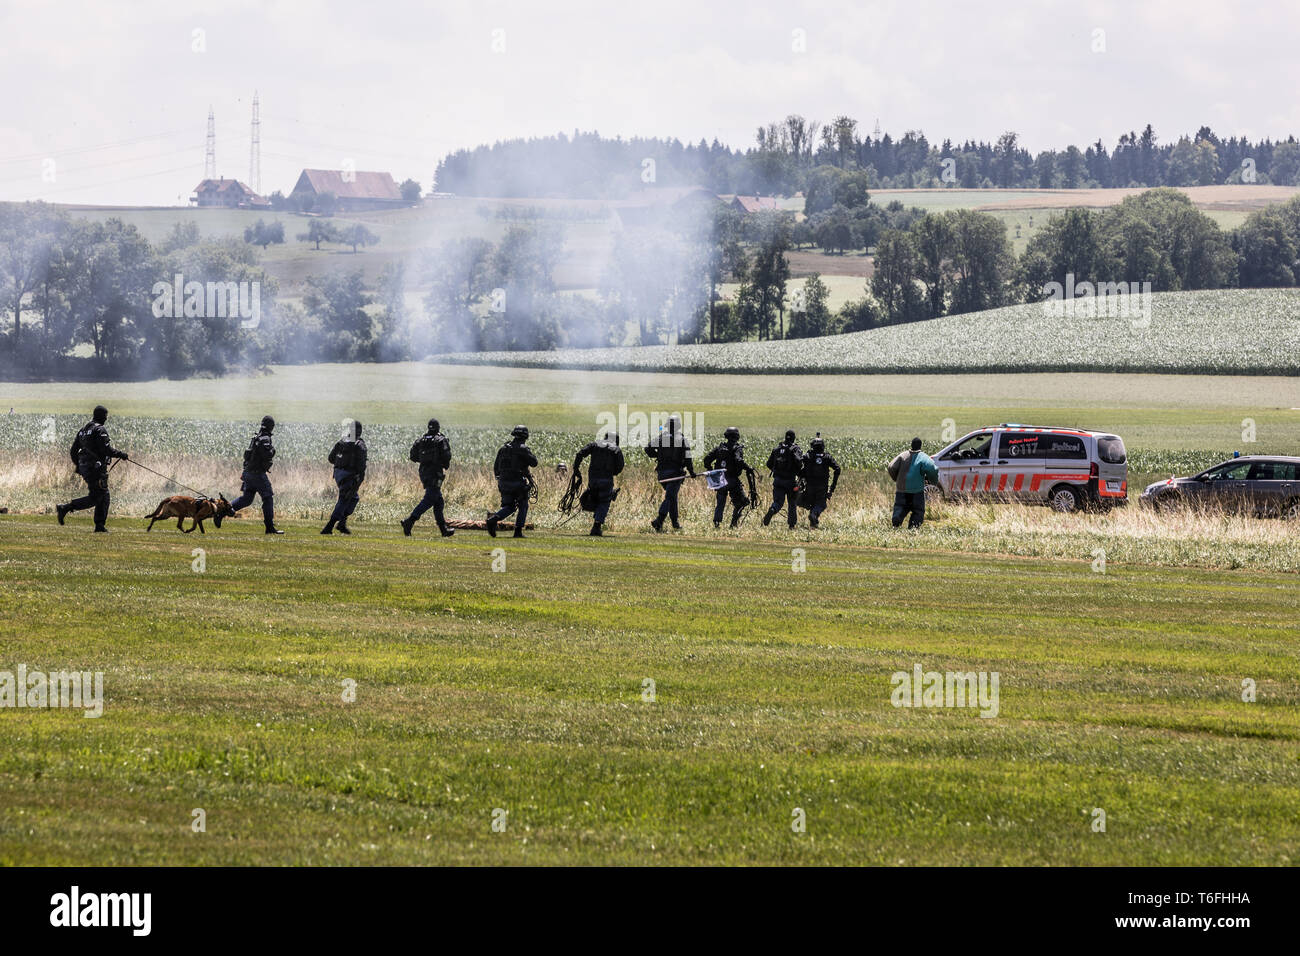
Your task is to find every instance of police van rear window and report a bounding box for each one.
[1097,436,1126,464]
[1001,433,1087,459]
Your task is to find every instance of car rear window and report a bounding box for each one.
[1097,436,1126,464]
[1251,462,1298,481]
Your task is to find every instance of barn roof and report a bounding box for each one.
[193,178,257,195]
[732,195,779,213]
[295,169,403,201]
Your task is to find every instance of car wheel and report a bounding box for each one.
[1283,499,1300,521]
[1048,485,1082,513]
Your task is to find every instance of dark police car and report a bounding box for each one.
[1140,455,1300,518]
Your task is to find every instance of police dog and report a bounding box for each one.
[145,494,234,533]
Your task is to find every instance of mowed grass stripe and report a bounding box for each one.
[1,516,1297,864]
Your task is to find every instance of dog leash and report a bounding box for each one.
[125,459,209,498]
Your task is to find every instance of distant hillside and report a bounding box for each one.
[438,289,1300,376]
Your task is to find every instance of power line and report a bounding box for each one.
[0,144,213,186]
[0,124,239,166]
[19,161,206,200]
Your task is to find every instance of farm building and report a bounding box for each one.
[731,195,779,214]
[614,185,721,228]
[191,178,270,209]
[290,169,406,211]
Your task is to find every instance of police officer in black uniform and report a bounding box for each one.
[401,418,455,538]
[801,434,842,529]
[763,429,806,529]
[644,413,696,532]
[573,431,624,536]
[702,426,756,529]
[487,425,538,538]
[323,420,367,534]
[56,405,128,532]
[229,415,284,534]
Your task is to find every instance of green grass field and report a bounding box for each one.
[2,514,1297,865]
[5,363,1298,449]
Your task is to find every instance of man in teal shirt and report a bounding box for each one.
[887,437,939,528]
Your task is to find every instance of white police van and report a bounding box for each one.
[932,425,1128,512]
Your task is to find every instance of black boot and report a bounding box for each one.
[762,511,773,526]
[440,527,455,537]
[336,519,351,535]
[321,520,335,535]
[400,517,414,536]
[265,519,284,535]
[93,525,108,533]
[650,517,664,533]
[590,522,603,536]
[486,515,498,537]
[512,527,525,538]
[56,503,68,525]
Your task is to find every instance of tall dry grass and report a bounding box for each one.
[3,450,1295,572]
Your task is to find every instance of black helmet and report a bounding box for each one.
[511,425,529,441]
[428,418,440,433]
[810,435,825,451]
[785,429,796,443]
[92,405,108,424]
[261,415,275,432]
[724,426,740,441]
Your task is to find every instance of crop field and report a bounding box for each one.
[2,365,1297,865]
[443,289,1300,375]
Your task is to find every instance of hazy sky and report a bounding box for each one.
[1,0,1296,205]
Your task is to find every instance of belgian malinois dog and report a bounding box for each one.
[145,494,235,533]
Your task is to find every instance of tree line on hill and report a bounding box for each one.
[434,121,1300,198]
[3,187,1300,378]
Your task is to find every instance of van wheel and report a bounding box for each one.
[1283,499,1300,521]
[1048,485,1082,513]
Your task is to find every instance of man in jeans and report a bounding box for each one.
[887,437,939,529]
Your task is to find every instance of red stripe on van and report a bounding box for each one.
[1029,473,1091,491]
